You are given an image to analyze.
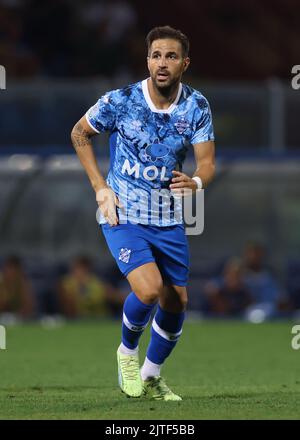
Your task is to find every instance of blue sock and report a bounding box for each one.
[122,292,156,350]
[146,305,185,365]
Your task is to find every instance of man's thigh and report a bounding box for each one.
[101,222,155,277]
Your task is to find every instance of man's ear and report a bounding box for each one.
[183,57,190,72]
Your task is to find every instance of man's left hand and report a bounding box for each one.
[169,170,198,196]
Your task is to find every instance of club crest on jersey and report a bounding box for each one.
[174,117,190,134]
[118,248,131,263]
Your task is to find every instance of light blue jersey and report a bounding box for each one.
[86,79,214,226]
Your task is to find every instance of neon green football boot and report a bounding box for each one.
[117,350,143,398]
[143,376,182,401]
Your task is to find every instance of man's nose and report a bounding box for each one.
[158,56,167,68]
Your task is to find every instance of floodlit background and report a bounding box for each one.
[0,0,300,323]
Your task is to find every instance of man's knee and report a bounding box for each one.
[160,286,188,312]
[134,280,164,305]
[127,262,164,305]
[174,293,188,312]
[180,296,188,311]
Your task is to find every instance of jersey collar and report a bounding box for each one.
[142,78,182,114]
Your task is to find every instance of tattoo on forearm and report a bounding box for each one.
[71,122,92,148]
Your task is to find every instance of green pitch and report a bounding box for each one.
[0,320,299,419]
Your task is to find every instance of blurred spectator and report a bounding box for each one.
[101,262,130,318]
[204,258,252,317]
[287,259,300,311]
[1,0,300,80]
[0,255,34,319]
[74,0,138,77]
[242,242,281,320]
[57,255,123,318]
[0,0,40,77]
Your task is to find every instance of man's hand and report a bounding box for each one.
[96,187,123,226]
[169,170,198,196]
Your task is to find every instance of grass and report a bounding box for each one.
[0,320,300,419]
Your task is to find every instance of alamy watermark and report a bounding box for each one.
[0,325,6,350]
[291,325,300,350]
[291,65,300,90]
[0,65,6,90]
[96,182,204,235]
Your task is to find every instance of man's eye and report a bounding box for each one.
[170,54,177,59]
[153,54,160,59]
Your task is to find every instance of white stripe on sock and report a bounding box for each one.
[152,318,182,342]
[123,312,149,332]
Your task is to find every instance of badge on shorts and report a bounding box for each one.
[119,248,131,263]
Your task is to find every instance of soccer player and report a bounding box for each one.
[71,26,215,401]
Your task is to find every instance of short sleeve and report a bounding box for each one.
[85,91,117,133]
[191,97,215,145]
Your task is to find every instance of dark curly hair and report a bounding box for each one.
[146,26,190,57]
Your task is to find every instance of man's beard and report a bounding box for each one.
[151,73,180,98]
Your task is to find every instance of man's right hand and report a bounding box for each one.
[96,186,123,226]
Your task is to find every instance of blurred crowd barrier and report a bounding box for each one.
[0,156,299,321]
[0,79,299,153]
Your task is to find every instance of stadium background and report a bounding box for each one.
[0,0,300,420]
[1,0,300,319]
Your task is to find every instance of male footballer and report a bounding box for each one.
[71,26,215,401]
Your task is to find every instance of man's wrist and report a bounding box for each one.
[93,181,108,193]
[192,176,203,190]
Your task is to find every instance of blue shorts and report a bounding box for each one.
[101,222,189,286]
